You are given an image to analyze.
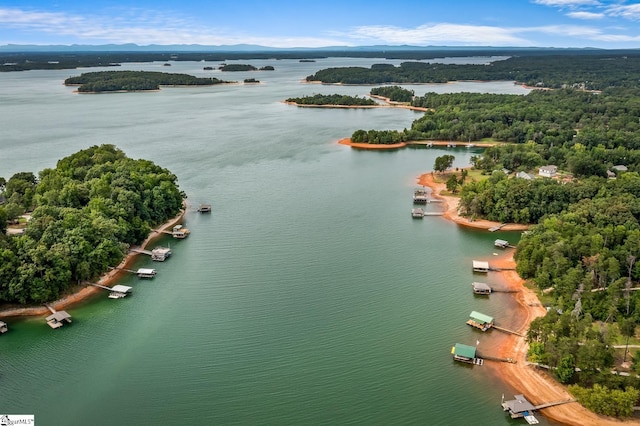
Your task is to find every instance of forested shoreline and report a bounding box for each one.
[0,145,184,304]
[286,94,376,106]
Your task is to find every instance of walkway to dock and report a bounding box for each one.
[422,212,445,216]
[493,325,525,337]
[489,223,506,232]
[478,353,516,364]
[129,247,153,256]
[533,398,576,410]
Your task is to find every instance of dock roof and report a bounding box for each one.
[46,311,71,322]
[452,343,476,359]
[111,285,132,293]
[469,311,494,324]
[503,394,536,414]
[472,282,492,292]
[473,260,490,270]
[137,268,156,275]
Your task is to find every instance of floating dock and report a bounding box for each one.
[45,304,72,329]
[151,247,172,261]
[472,260,490,273]
[494,239,515,249]
[472,282,492,295]
[197,204,212,213]
[451,343,483,365]
[137,268,157,278]
[466,311,494,332]
[502,394,576,424]
[413,188,428,204]
[411,208,424,218]
[171,224,190,239]
[108,285,133,299]
[0,320,7,334]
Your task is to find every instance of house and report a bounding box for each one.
[516,171,534,180]
[538,165,557,178]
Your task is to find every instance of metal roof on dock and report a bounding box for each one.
[469,311,494,324]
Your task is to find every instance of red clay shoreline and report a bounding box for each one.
[0,205,187,319]
[413,171,635,425]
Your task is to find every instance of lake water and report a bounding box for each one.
[0,58,555,425]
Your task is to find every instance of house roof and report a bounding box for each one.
[452,343,476,359]
[469,311,494,324]
[539,165,557,172]
[516,171,534,180]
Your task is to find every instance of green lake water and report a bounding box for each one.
[0,58,557,425]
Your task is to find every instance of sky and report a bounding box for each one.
[1,0,640,49]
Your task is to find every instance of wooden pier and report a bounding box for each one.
[108,266,157,278]
[44,304,72,329]
[492,325,525,337]
[489,224,506,232]
[502,394,576,424]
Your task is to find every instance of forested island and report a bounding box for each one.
[219,64,274,71]
[285,94,376,106]
[307,54,640,90]
[0,145,185,304]
[64,70,232,92]
[370,85,415,103]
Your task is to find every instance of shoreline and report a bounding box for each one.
[284,100,430,112]
[338,137,498,150]
[0,205,187,319]
[418,172,634,425]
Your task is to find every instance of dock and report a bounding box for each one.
[0,320,7,334]
[472,260,490,273]
[411,208,424,218]
[502,394,576,424]
[472,282,492,295]
[137,268,157,278]
[171,224,190,239]
[151,247,172,261]
[451,343,484,365]
[86,282,133,299]
[492,325,525,337]
[466,311,494,332]
[413,188,428,204]
[197,204,212,213]
[44,304,72,329]
[494,239,515,249]
[489,224,506,232]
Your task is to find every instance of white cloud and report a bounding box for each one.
[567,11,605,19]
[532,0,600,6]
[607,4,640,20]
[345,23,530,46]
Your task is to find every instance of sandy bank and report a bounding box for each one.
[338,138,407,150]
[0,206,187,318]
[418,172,636,425]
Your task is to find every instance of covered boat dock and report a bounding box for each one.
[451,343,483,365]
[466,311,495,331]
[472,260,490,273]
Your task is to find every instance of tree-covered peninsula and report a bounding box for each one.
[64,70,232,92]
[219,64,274,71]
[286,94,376,106]
[306,54,640,90]
[370,85,415,103]
[0,145,185,304]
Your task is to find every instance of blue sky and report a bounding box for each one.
[1,0,640,48]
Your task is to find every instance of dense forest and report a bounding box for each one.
[285,94,376,106]
[6,48,640,72]
[64,70,231,92]
[345,73,640,414]
[0,145,184,304]
[307,54,640,90]
[370,85,415,102]
[219,64,274,71]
